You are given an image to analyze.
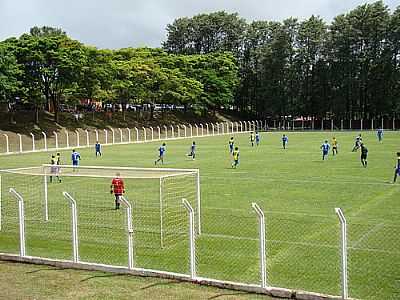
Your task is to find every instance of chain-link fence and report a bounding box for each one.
[0,171,398,299]
[0,121,259,155]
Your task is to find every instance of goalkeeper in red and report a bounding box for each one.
[110,172,125,210]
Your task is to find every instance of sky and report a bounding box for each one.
[0,0,398,49]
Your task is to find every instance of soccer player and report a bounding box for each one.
[71,149,81,171]
[95,141,102,157]
[229,137,234,154]
[360,143,368,167]
[377,128,383,142]
[393,152,400,183]
[231,147,240,168]
[320,140,331,160]
[352,134,362,152]
[49,155,61,183]
[187,141,196,160]
[255,131,260,146]
[155,143,166,165]
[250,132,255,147]
[56,152,61,164]
[282,134,288,149]
[332,137,338,156]
[110,173,125,210]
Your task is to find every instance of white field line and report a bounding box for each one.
[206,175,398,187]
[352,223,385,248]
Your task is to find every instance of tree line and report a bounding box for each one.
[0,27,238,123]
[1,1,399,124]
[164,1,400,120]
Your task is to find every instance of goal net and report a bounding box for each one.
[0,165,200,250]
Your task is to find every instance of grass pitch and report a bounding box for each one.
[0,131,399,300]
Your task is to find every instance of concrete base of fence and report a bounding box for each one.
[0,253,353,300]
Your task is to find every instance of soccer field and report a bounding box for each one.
[0,131,399,299]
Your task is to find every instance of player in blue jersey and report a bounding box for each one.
[229,137,234,154]
[393,152,400,183]
[320,140,331,160]
[255,131,260,146]
[71,149,81,171]
[155,143,166,165]
[282,134,288,149]
[95,141,102,157]
[377,128,383,142]
[187,141,196,160]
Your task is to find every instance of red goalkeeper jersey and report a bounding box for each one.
[111,178,125,195]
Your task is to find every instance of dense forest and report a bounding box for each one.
[164,1,400,120]
[1,1,399,124]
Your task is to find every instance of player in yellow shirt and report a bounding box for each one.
[250,132,255,147]
[332,137,338,156]
[232,147,240,168]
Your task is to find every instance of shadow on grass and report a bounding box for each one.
[80,273,129,282]
[26,267,72,274]
[140,279,182,290]
[208,291,260,299]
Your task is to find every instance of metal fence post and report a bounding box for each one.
[75,130,80,147]
[121,196,134,270]
[335,208,348,300]
[182,198,196,279]
[177,125,180,138]
[182,125,187,137]
[200,124,204,136]
[53,131,59,149]
[110,128,115,144]
[65,131,70,148]
[206,123,209,135]
[3,134,10,153]
[17,133,23,153]
[164,125,168,139]
[104,129,108,144]
[157,126,161,140]
[195,124,199,137]
[9,188,26,257]
[85,130,90,147]
[127,128,131,143]
[252,203,268,289]
[63,192,79,263]
[170,125,174,138]
[150,127,154,140]
[211,123,215,135]
[42,132,47,150]
[118,128,123,143]
[95,129,99,142]
[143,127,147,142]
[30,133,35,151]
[189,124,193,137]
[134,127,139,142]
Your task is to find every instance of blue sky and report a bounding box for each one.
[0,0,398,48]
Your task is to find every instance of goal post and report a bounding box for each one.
[0,165,201,248]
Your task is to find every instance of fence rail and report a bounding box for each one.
[0,121,263,155]
[1,117,399,155]
[0,185,397,299]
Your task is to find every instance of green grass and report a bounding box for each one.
[0,261,278,300]
[0,131,399,300]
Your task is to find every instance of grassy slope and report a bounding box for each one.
[0,131,399,299]
[0,261,275,300]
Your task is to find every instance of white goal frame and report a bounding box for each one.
[0,165,202,245]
